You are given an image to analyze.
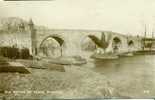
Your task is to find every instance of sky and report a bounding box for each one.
[0,0,155,36]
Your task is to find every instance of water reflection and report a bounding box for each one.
[92,55,155,98]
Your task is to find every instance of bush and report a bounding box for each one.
[20,48,30,59]
[0,46,30,59]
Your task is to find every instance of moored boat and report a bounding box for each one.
[118,52,134,57]
[91,53,119,60]
[134,50,155,55]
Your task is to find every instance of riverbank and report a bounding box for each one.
[0,59,117,99]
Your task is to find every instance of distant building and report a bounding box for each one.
[142,38,155,50]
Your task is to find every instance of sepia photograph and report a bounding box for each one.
[0,0,155,99]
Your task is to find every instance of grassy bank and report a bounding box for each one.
[0,59,117,99]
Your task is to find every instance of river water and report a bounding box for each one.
[91,55,155,98]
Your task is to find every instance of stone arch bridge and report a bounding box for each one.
[34,29,143,58]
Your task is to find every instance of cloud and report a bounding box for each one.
[0,0,155,36]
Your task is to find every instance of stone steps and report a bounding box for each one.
[0,62,9,65]
[0,57,30,74]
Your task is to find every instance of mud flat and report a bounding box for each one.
[0,59,118,99]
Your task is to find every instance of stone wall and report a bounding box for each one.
[0,31,31,54]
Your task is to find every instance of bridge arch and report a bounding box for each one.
[81,35,102,51]
[112,37,122,53]
[128,40,135,52]
[39,34,65,58]
[128,40,134,46]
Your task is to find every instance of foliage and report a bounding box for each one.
[0,17,28,33]
[0,46,30,59]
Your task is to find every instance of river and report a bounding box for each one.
[90,55,155,98]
